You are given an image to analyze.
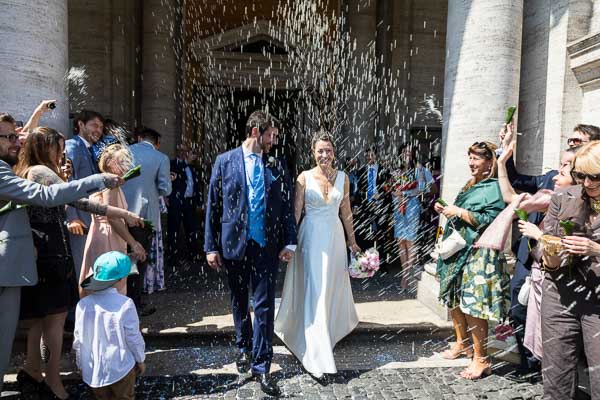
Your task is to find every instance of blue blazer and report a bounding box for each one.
[204,147,297,261]
[65,135,98,225]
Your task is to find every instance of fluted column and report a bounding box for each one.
[0,1,69,134]
[440,1,523,204]
[141,0,178,156]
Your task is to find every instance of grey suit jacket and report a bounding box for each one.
[122,141,172,230]
[65,135,98,226]
[0,160,105,287]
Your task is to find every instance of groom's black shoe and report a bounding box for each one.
[252,373,281,397]
[236,352,252,374]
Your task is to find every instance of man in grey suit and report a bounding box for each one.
[65,110,104,281]
[122,128,172,313]
[0,131,122,395]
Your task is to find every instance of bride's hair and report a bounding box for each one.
[311,129,334,149]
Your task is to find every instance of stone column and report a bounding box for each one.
[347,0,377,153]
[440,1,523,204]
[142,0,178,157]
[0,1,69,134]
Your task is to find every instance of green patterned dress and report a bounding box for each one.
[436,178,510,321]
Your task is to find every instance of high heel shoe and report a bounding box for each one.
[16,369,43,393]
[440,346,473,360]
[39,381,70,400]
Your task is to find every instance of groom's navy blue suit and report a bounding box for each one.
[204,147,297,374]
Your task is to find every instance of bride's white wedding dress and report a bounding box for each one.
[274,169,359,377]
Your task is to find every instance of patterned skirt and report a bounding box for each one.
[144,227,165,294]
[445,247,510,322]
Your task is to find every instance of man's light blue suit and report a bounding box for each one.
[122,141,172,231]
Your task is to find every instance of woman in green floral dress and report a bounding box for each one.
[434,141,509,380]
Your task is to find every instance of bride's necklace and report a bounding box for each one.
[320,167,337,197]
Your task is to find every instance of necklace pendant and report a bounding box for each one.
[592,199,600,214]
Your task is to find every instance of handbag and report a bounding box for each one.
[518,276,531,306]
[435,219,467,260]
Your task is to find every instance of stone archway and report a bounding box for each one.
[191,20,308,172]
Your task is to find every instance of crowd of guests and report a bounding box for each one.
[2,98,600,399]
[344,147,440,290]
[433,122,600,398]
[0,102,179,399]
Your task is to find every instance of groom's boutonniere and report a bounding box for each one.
[267,156,277,168]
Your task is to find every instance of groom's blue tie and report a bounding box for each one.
[247,153,266,247]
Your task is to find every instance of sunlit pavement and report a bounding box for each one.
[6,333,543,399]
[5,261,545,398]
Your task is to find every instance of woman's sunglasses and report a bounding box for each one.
[471,142,493,159]
[570,170,600,183]
[567,137,587,146]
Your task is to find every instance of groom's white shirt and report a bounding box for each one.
[207,146,296,254]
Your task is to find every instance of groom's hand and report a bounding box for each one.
[206,252,223,270]
[279,249,294,263]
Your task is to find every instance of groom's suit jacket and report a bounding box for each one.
[204,147,297,261]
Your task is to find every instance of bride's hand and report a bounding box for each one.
[279,248,294,263]
[350,243,361,254]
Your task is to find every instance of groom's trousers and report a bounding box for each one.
[224,239,279,374]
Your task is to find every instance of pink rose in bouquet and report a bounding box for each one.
[349,248,380,278]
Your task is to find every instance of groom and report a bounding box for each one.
[204,110,297,396]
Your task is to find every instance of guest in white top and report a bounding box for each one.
[73,251,146,399]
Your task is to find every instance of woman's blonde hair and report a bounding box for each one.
[571,141,600,175]
[464,141,498,191]
[98,143,133,175]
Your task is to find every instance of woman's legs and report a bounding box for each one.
[42,311,69,399]
[442,307,472,359]
[398,239,409,288]
[461,314,492,379]
[23,319,44,381]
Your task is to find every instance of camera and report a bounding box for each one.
[47,102,56,110]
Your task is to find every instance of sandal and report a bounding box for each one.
[440,344,473,360]
[461,357,492,380]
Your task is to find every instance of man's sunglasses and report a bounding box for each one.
[570,170,600,183]
[567,137,586,146]
[0,134,18,142]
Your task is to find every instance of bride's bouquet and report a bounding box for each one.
[348,248,380,278]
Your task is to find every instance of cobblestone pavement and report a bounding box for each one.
[7,335,543,399]
[8,367,542,399]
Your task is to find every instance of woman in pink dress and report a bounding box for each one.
[80,143,146,296]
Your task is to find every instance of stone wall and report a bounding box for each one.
[0,0,69,134]
[68,0,142,134]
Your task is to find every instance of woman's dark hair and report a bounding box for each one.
[311,129,334,149]
[14,127,65,180]
[574,124,600,141]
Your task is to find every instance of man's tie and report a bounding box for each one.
[368,167,375,201]
[248,154,266,247]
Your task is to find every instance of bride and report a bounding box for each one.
[274,130,361,379]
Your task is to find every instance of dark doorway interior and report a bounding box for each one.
[230,88,301,177]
